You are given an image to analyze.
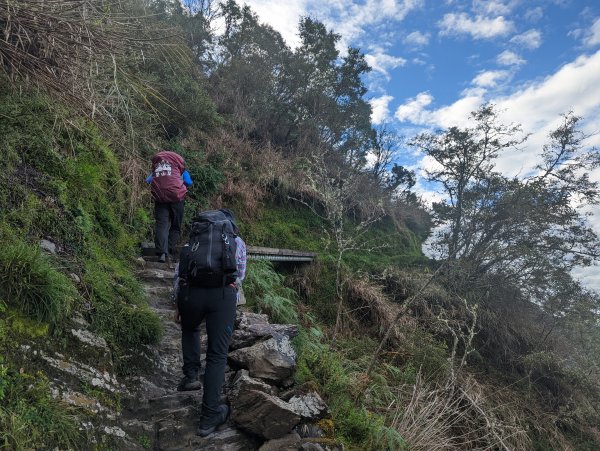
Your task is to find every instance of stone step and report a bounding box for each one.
[155,419,260,451]
[137,268,176,288]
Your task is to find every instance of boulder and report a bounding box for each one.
[228,335,296,386]
[288,392,329,420]
[40,239,57,254]
[230,369,276,399]
[231,389,301,439]
[230,323,300,350]
[235,311,270,329]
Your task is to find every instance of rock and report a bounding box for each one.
[231,389,301,439]
[295,423,326,439]
[230,323,300,351]
[259,432,302,451]
[230,369,276,399]
[228,336,296,386]
[69,272,81,283]
[288,392,329,420]
[40,239,57,254]
[235,311,270,329]
[70,328,109,350]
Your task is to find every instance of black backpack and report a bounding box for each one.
[179,210,238,287]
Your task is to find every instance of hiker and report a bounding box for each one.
[173,208,247,437]
[146,150,193,263]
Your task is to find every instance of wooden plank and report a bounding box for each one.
[247,246,317,258]
[142,245,317,261]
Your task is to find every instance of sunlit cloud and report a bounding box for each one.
[497,50,525,66]
[524,6,544,22]
[370,95,394,124]
[584,17,600,47]
[438,13,515,40]
[395,92,433,122]
[471,0,515,16]
[238,0,425,50]
[365,50,407,79]
[510,29,542,49]
[472,70,510,88]
[404,30,430,47]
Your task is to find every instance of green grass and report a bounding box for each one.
[0,241,78,325]
[294,331,409,450]
[0,363,81,450]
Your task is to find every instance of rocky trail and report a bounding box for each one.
[20,254,340,449]
[118,256,340,450]
[120,256,261,450]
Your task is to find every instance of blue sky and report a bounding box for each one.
[199,0,600,289]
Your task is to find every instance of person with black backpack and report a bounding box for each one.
[146,150,193,263]
[173,208,246,437]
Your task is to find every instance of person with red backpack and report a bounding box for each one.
[146,151,193,263]
[173,208,247,437]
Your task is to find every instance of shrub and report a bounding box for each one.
[0,241,78,325]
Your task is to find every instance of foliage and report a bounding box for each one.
[244,260,298,324]
[0,84,161,366]
[0,364,80,450]
[412,105,599,290]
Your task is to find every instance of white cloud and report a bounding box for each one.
[238,0,308,48]
[239,0,425,50]
[584,17,600,47]
[472,70,510,88]
[404,30,430,47]
[398,49,600,169]
[524,6,544,22]
[472,0,515,16]
[395,92,433,122]
[316,0,425,49]
[369,95,394,124]
[438,13,514,40]
[510,29,542,49]
[497,50,525,66]
[365,51,407,79]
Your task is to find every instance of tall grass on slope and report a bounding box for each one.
[0,241,77,325]
[244,260,298,324]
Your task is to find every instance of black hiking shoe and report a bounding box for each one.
[177,373,201,392]
[158,253,167,263]
[197,404,229,437]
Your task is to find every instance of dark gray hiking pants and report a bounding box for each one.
[154,200,184,256]
[178,285,237,418]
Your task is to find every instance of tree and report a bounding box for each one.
[294,148,385,337]
[411,105,600,302]
[370,125,415,193]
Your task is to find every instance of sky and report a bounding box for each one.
[201,0,600,290]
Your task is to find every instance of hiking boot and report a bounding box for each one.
[177,373,201,392]
[158,253,167,263]
[197,404,229,437]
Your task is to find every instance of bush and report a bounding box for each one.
[0,241,78,325]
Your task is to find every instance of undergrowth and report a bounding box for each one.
[0,362,80,450]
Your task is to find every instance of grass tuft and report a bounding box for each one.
[0,241,78,325]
